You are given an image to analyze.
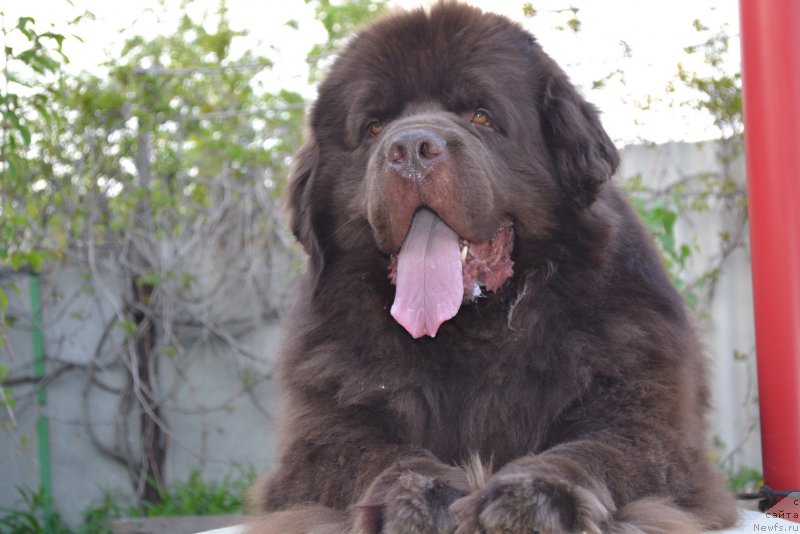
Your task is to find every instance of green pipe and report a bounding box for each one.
[30,272,53,533]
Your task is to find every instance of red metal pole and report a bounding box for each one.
[739,0,800,491]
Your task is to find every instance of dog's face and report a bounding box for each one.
[288,3,619,337]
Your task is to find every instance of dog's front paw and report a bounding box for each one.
[450,466,612,534]
[353,460,469,534]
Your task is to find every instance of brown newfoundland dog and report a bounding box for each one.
[249,3,738,533]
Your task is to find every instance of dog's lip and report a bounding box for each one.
[453,221,514,258]
[389,207,511,256]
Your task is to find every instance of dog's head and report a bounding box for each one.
[287,3,619,337]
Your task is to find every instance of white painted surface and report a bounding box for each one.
[193,510,789,534]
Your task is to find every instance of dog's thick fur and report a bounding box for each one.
[249,3,738,533]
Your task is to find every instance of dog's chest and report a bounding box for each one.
[386,359,551,466]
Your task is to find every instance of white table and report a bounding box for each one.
[196,509,793,534]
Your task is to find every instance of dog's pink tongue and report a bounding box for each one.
[391,210,463,338]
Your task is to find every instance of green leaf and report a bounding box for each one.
[27,251,46,272]
[17,17,36,40]
[17,122,32,147]
[9,251,25,271]
[0,288,8,315]
[139,273,162,287]
[40,32,66,50]
[522,3,537,17]
[566,18,581,33]
[119,319,138,338]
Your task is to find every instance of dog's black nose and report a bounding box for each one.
[385,129,447,180]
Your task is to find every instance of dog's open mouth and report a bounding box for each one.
[388,209,514,338]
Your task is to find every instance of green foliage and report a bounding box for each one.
[78,469,256,533]
[35,14,283,241]
[676,19,743,144]
[137,469,255,516]
[305,0,387,80]
[727,466,763,493]
[628,180,699,308]
[0,286,7,349]
[77,493,126,534]
[521,4,581,33]
[0,13,72,272]
[4,5,304,271]
[0,358,15,420]
[0,470,255,534]
[522,3,538,17]
[0,486,72,534]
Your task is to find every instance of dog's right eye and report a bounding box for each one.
[367,119,384,136]
[469,109,492,126]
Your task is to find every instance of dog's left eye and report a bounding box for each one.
[469,109,492,126]
[367,119,384,136]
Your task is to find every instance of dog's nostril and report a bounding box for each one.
[388,143,407,164]
[418,140,442,160]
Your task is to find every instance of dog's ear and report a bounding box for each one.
[540,66,619,207]
[285,131,324,273]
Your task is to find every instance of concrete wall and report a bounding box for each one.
[0,140,759,525]
[1,265,284,523]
